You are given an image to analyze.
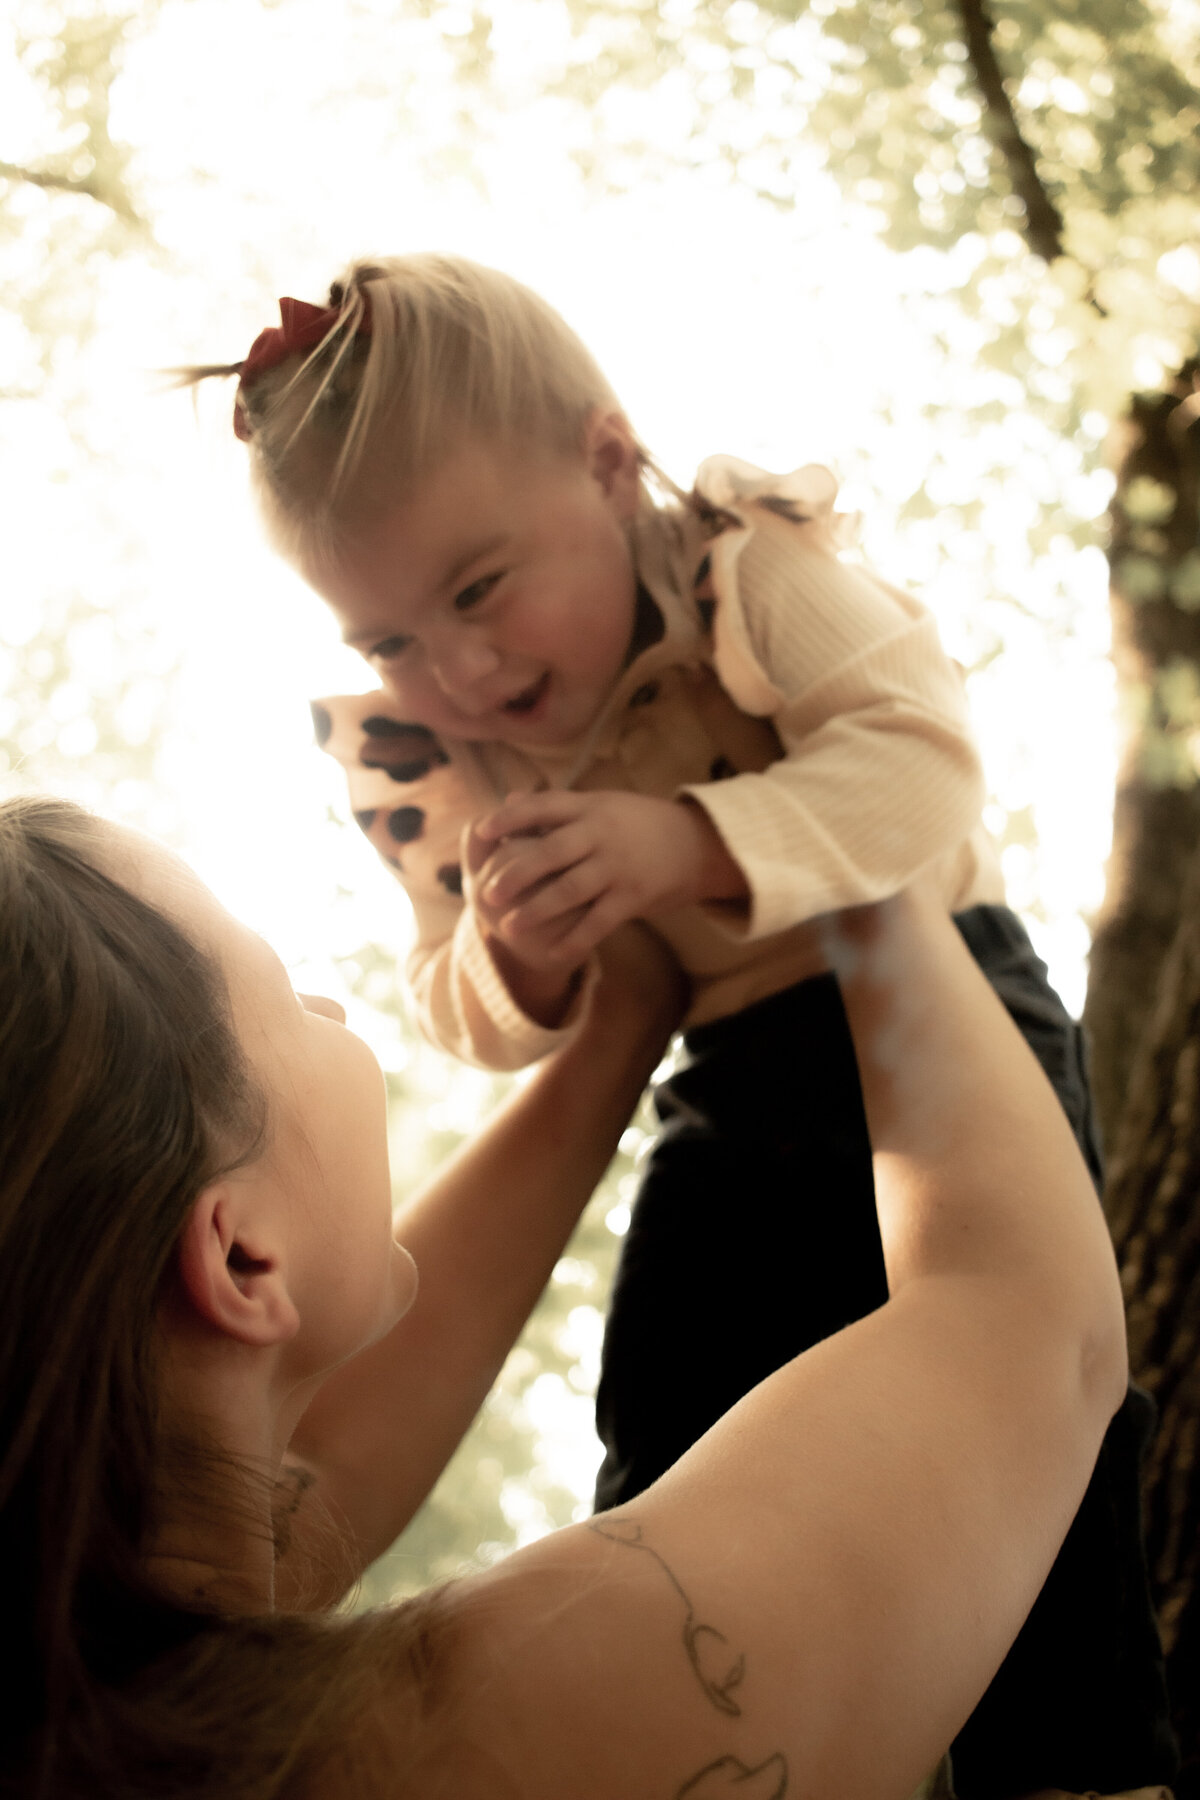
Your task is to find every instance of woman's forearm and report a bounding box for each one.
[828,886,1126,1400]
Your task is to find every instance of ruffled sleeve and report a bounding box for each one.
[680,457,985,937]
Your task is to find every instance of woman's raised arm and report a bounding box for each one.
[432,886,1126,1800]
[280,923,685,1596]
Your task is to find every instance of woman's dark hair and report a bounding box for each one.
[0,798,442,1799]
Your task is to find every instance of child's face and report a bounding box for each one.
[308,414,642,749]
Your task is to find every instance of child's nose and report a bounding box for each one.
[428,629,502,700]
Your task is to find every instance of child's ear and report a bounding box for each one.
[175,1183,300,1350]
[584,409,642,520]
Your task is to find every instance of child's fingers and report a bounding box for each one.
[463,823,560,914]
[498,856,608,935]
[462,827,522,944]
[557,888,641,960]
[476,790,586,843]
[462,818,497,880]
[482,826,593,910]
[489,904,594,972]
[521,890,631,966]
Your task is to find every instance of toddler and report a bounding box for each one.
[195,256,1174,1800]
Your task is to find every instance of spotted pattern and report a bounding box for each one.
[360,719,450,784]
[693,553,717,633]
[759,493,813,525]
[437,863,464,897]
[387,806,425,844]
[310,701,333,748]
[362,715,411,737]
[688,492,742,539]
[622,580,666,667]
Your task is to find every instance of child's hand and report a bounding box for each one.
[469,789,749,970]
[462,817,587,1028]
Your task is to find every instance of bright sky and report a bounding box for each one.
[1,0,1130,1543]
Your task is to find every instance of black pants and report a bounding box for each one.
[594,904,1177,1799]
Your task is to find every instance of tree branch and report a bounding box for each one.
[0,158,141,226]
[953,0,1065,264]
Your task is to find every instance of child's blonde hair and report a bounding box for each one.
[192,254,635,569]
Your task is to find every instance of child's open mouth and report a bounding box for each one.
[503,674,549,715]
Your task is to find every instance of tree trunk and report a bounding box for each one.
[1105,837,1200,1793]
[1088,357,1200,1787]
[1084,362,1200,1152]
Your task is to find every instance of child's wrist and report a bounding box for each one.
[677,799,750,905]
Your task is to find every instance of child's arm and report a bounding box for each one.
[277,922,686,1605]
[312,693,603,1068]
[680,510,987,938]
[471,512,985,972]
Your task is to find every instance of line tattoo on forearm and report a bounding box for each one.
[588,1515,746,1715]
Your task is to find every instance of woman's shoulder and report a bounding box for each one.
[298,1584,505,1799]
[353,1511,800,1800]
[307,1519,738,1800]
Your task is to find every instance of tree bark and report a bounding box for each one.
[1090,358,1200,1787]
[953,0,1065,264]
[1106,836,1200,1792]
[1085,364,1200,1152]
[0,158,140,223]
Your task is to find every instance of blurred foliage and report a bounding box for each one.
[1,1,167,806]
[484,0,1200,415]
[2,0,153,396]
[474,0,1200,613]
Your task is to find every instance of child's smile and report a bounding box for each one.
[308,417,643,749]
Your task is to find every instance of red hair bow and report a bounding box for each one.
[233,296,370,442]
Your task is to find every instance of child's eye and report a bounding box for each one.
[369,635,413,662]
[453,572,503,612]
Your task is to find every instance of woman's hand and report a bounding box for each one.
[595,916,690,1015]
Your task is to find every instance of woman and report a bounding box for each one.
[0,793,1131,1799]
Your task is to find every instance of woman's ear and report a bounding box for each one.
[584,409,643,520]
[175,1184,301,1350]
